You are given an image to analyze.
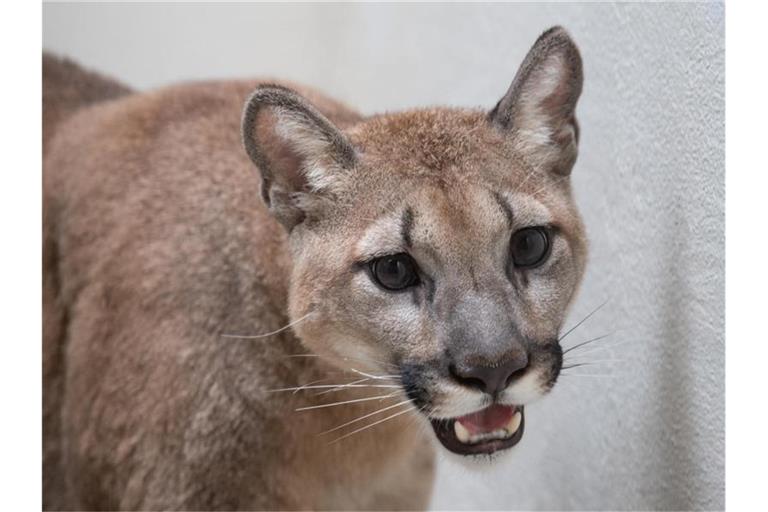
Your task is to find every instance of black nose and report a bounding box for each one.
[449,352,529,395]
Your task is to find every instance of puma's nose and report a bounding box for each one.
[449,352,529,395]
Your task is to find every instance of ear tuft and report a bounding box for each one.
[490,26,583,175]
[242,85,356,229]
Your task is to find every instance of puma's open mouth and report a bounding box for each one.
[430,404,524,455]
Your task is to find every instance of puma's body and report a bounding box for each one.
[44,67,433,510]
[44,27,587,511]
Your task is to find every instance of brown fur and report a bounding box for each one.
[43,27,586,510]
[43,53,133,509]
[42,54,132,152]
[43,70,434,511]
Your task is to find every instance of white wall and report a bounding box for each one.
[43,3,724,510]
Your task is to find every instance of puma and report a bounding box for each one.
[43,26,587,510]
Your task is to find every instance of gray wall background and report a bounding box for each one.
[43,2,725,510]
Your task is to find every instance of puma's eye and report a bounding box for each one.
[510,227,550,268]
[370,254,420,291]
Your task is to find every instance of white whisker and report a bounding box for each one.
[564,358,627,364]
[348,367,400,380]
[314,377,371,395]
[568,338,633,358]
[327,406,414,445]
[295,393,399,411]
[342,355,399,370]
[560,372,617,378]
[320,399,413,435]
[559,300,609,343]
[221,312,315,339]
[562,333,612,354]
[562,360,626,371]
[565,345,617,359]
[268,384,400,393]
[281,353,399,372]
[292,377,330,395]
[403,404,430,434]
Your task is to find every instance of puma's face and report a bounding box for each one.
[243,27,586,456]
[291,136,587,456]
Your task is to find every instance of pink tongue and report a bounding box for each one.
[456,404,516,435]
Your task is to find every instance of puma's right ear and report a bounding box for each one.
[242,85,357,230]
[489,26,583,176]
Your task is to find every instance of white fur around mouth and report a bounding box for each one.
[453,410,523,444]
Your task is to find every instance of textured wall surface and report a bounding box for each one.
[43,2,725,510]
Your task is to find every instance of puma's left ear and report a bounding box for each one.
[489,26,583,175]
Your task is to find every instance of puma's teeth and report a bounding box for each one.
[454,410,523,444]
[507,411,522,434]
[454,420,471,443]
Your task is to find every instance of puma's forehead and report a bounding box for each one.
[344,108,573,204]
[348,108,504,174]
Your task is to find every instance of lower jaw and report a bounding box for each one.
[429,406,525,456]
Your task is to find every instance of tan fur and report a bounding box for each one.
[43,71,434,511]
[42,54,132,152]
[44,27,586,510]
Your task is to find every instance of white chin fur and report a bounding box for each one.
[440,447,515,467]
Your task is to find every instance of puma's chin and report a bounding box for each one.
[429,404,524,456]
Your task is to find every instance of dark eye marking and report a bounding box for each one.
[401,207,415,248]
[368,253,421,291]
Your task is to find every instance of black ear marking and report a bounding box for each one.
[241,85,357,229]
[490,26,584,176]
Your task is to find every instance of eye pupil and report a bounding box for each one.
[510,228,550,268]
[371,254,419,291]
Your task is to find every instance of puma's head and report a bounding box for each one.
[242,27,586,457]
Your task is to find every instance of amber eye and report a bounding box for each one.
[510,227,550,268]
[369,254,420,291]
